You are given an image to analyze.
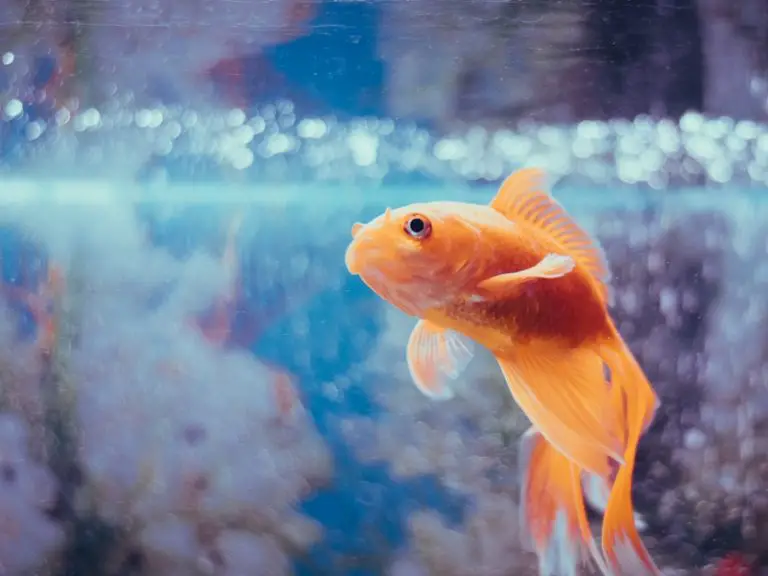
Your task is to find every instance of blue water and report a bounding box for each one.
[0,185,470,575]
[0,0,761,571]
[253,0,385,118]
[142,195,469,574]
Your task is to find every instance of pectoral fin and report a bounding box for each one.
[406,319,475,400]
[475,253,575,299]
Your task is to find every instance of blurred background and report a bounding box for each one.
[0,1,767,576]
[1,0,767,128]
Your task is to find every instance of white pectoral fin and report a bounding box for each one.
[406,319,475,400]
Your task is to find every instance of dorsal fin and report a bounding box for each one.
[490,168,610,301]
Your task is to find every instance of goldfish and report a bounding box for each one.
[344,168,661,575]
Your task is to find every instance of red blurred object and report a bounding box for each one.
[45,44,77,110]
[716,553,752,576]
[204,0,317,108]
[0,262,64,357]
[206,56,249,110]
[279,0,316,43]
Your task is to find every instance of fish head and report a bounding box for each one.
[345,202,485,316]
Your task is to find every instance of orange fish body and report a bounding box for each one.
[422,223,609,352]
[345,168,661,575]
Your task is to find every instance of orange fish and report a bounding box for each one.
[344,168,661,575]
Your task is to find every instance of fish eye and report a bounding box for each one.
[403,214,432,239]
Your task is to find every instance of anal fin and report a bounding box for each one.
[583,471,648,532]
[496,344,623,476]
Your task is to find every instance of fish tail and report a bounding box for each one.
[583,470,649,534]
[599,332,661,575]
[519,427,611,576]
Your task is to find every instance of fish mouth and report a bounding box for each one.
[345,236,390,278]
[346,221,370,274]
[344,235,375,276]
[344,238,425,316]
[344,241,362,275]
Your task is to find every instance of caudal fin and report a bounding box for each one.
[583,471,648,533]
[600,337,662,575]
[519,427,610,576]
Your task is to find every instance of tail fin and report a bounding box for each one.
[599,336,661,575]
[519,427,610,576]
[583,472,648,533]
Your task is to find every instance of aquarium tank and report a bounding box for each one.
[0,0,766,575]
